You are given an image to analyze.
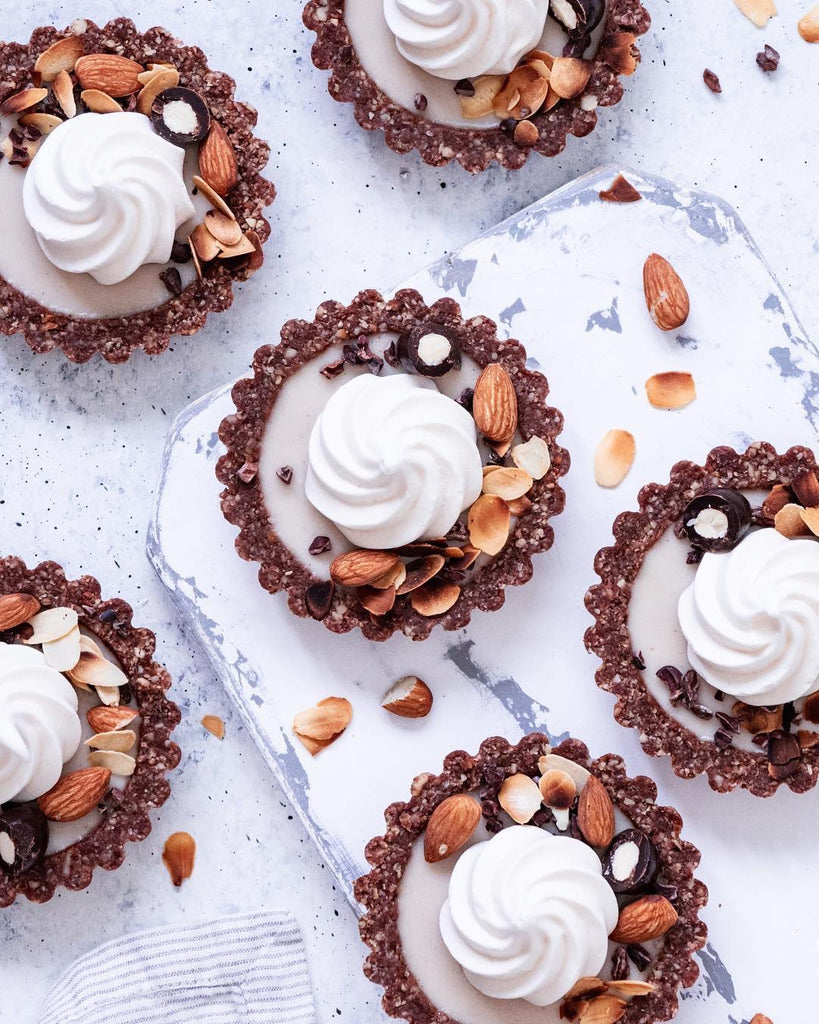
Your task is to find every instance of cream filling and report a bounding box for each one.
[0,115,208,319]
[257,335,487,574]
[345,0,604,128]
[627,492,804,751]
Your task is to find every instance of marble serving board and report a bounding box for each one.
[148,166,817,1024]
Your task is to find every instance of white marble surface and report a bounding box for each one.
[0,1,815,1023]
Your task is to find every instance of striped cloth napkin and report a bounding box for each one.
[38,910,316,1024]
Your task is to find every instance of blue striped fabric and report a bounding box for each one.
[38,910,316,1024]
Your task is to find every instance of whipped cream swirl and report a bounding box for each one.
[23,112,195,286]
[0,643,82,805]
[305,373,483,550]
[383,0,547,80]
[439,826,618,1006]
[678,528,819,706]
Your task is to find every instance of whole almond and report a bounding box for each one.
[199,121,238,196]
[75,54,144,96]
[34,35,85,82]
[424,794,480,862]
[473,363,518,444]
[610,894,678,943]
[163,831,196,886]
[576,774,615,847]
[643,254,690,331]
[0,593,40,631]
[381,675,433,718]
[87,704,138,732]
[330,550,401,588]
[38,766,111,821]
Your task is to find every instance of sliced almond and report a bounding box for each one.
[192,174,235,219]
[88,750,136,776]
[575,994,628,1024]
[594,429,636,488]
[24,606,78,645]
[449,544,480,572]
[460,74,505,118]
[381,675,433,718]
[94,684,121,707]
[734,0,777,27]
[799,5,819,40]
[468,494,511,556]
[539,768,577,809]
[38,766,111,821]
[163,831,196,886]
[188,236,203,280]
[410,580,461,617]
[204,209,242,246]
[395,555,446,595]
[201,714,225,739]
[511,435,551,479]
[80,88,122,113]
[199,120,238,196]
[762,483,791,519]
[481,466,533,500]
[493,64,550,120]
[0,87,48,116]
[507,494,533,516]
[190,222,223,262]
[53,70,77,117]
[775,502,813,538]
[799,505,819,536]
[330,550,401,588]
[75,53,144,96]
[293,696,352,756]
[424,794,481,862]
[564,977,607,1002]
[604,980,655,997]
[41,624,81,672]
[68,649,128,691]
[245,229,264,273]
[598,31,639,75]
[217,235,257,260]
[473,364,518,445]
[135,66,180,116]
[549,57,592,99]
[357,584,396,616]
[643,254,690,331]
[0,593,40,631]
[645,372,696,410]
[34,35,85,82]
[577,775,615,847]
[87,705,138,733]
[19,112,64,135]
[499,772,542,824]
[791,469,819,507]
[79,633,103,656]
[84,729,137,753]
[610,894,678,943]
[538,753,590,792]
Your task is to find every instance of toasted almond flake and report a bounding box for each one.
[460,74,505,118]
[395,555,446,595]
[163,831,196,886]
[776,502,813,538]
[201,714,225,739]
[192,174,235,219]
[68,650,128,691]
[549,57,592,98]
[42,624,81,672]
[135,66,180,115]
[538,753,590,791]
[88,749,136,776]
[594,429,636,487]
[604,980,655,997]
[24,606,78,645]
[80,88,121,113]
[511,435,551,479]
[190,222,222,262]
[52,70,77,117]
[204,209,242,246]
[19,112,64,135]
[294,732,334,756]
[79,633,103,656]
[468,494,511,555]
[575,993,627,1024]
[799,504,819,535]
[0,87,48,116]
[293,696,352,743]
[357,584,397,616]
[34,35,85,82]
[734,0,777,27]
[245,229,264,273]
[217,235,257,260]
[410,579,461,616]
[481,466,533,500]
[449,544,480,571]
[564,977,607,1001]
[95,685,122,706]
[645,372,696,410]
[482,465,503,478]
[539,768,577,809]
[498,773,542,824]
[188,236,203,280]
[84,729,137,753]
[799,4,819,40]
[87,705,138,732]
[506,494,533,516]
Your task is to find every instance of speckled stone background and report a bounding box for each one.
[0,1,815,1022]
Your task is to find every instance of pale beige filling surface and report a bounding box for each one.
[0,117,207,320]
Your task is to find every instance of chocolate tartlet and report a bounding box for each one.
[217,288,569,641]
[303,0,650,172]
[0,556,180,906]
[355,733,707,1024]
[586,442,819,798]
[0,18,274,363]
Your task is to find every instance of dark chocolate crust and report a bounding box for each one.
[216,288,569,641]
[585,441,819,797]
[354,733,708,1024]
[0,557,181,906]
[0,18,275,363]
[303,0,651,172]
